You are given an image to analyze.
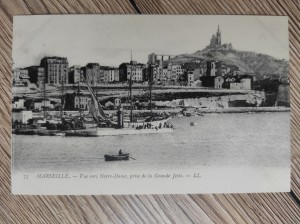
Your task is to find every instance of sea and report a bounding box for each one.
[12,112,290,174]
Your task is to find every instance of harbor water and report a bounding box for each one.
[12,112,290,174]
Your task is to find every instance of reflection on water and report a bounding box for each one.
[13,112,290,173]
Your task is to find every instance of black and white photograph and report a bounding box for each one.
[12,15,290,195]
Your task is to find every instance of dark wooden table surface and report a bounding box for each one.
[0,0,299,223]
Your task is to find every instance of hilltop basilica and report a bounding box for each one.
[205,26,233,51]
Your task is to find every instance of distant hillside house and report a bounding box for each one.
[214,76,224,89]
[168,64,184,81]
[187,71,194,86]
[240,78,252,90]
[230,83,243,90]
[193,68,203,80]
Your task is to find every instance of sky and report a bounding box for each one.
[12,15,289,68]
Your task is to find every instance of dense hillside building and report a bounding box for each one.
[146,64,158,82]
[114,68,120,82]
[171,65,185,81]
[27,66,45,87]
[119,61,145,82]
[40,57,69,85]
[64,93,91,111]
[147,53,175,81]
[85,63,101,85]
[13,68,30,86]
[240,78,252,90]
[69,65,83,84]
[102,66,115,83]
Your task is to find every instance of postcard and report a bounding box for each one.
[12,15,290,195]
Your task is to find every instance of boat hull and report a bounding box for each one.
[123,117,171,128]
[65,127,173,137]
[104,154,129,161]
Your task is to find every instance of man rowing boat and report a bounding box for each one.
[118,149,123,156]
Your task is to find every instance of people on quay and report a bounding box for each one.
[133,121,173,130]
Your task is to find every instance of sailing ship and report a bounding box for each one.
[65,65,173,137]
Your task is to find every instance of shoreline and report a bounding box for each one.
[93,107,290,115]
[26,107,290,118]
[12,107,289,135]
[189,107,290,114]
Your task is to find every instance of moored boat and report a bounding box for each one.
[63,72,174,136]
[65,126,173,137]
[49,131,66,136]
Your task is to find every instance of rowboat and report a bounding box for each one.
[104,153,129,161]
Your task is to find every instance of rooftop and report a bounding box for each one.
[86,63,100,68]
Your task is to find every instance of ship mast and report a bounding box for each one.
[148,64,155,118]
[149,74,153,117]
[95,72,98,103]
[43,75,46,119]
[60,73,64,121]
[78,80,82,118]
[60,68,67,122]
[129,69,133,122]
[129,50,133,122]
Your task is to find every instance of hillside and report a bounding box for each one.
[165,49,289,78]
